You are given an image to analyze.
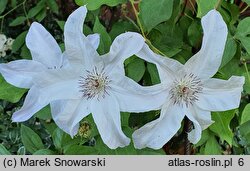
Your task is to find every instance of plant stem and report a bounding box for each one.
[130,0,146,39]
[243,59,250,83]
[215,0,222,10]
[175,0,188,24]
[184,117,192,155]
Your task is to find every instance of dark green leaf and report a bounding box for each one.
[0,0,8,14]
[47,0,59,14]
[241,104,250,124]
[21,125,44,154]
[12,31,28,53]
[35,105,52,120]
[235,17,250,54]
[126,57,146,82]
[93,17,111,54]
[64,145,98,155]
[28,0,46,18]
[9,16,26,27]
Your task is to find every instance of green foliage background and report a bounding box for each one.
[0,0,250,155]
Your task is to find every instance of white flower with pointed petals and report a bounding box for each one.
[4,6,163,149]
[132,9,245,150]
[0,9,99,121]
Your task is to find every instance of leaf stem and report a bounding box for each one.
[184,117,192,155]
[130,0,146,39]
[243,58,250,83]
[214,0,222,10]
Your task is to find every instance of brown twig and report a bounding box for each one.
[184,117,193,155]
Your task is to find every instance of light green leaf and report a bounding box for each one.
[126,57,146,82]
[209,110,235,146]
[196,0,217,18]
[33,149,55,155]
[0,0,8,14]
[93,17,111,54]
[0,75,27,103]
[12,31,28,53]
[35,8,47,22]
[0,144,11,155]
[139,0,174,32]
[204,135,221,155]
[241,104,250,124]
[21,125,44,154]
[9,16,26,27]
[75,0,126,10]
[235,17,250,55]
[21,44,32,59]
[147,62,160,84]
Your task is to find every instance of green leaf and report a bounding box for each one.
[188,19,202,47]
[35,105,52,120]
[47,0,59,14]
[147,63,160,84]
[241,104,250,124]
[12,31,28,53]
[209,110,235,146]
[126,57,146,82]
[196,0,217,18]
[64,145,98,155]
[93,17,111,54]
[242,0,250,5]
[75,0,126,10]
[235,17,250,54]
[9,16,26,27]
[33,149,56,155]
[28,0,46,18]
[0,75,27,103]
[109,21,137,40]
[21,125,44,154]
[239,120,250,137]
[35,8,47,22]
[204,135,221,155]
[56,20,65,31]
[220,34,237,68]
[21,44,32,59]
[0,0,8,14]
[0,144,11,155]
[139,0,174,32]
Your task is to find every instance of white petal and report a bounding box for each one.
[0,60,46,88]
[110,74,166,112]
[33,69,82,100]
[64,6,100,68]
[26,22,63,68]
[51,99,90,137]
[87,33,100,50]
[132,103,185,149]
[186,111,202,144]
[12,87,47,122]
[136,44,183,83]
[184,10,228,79]
[190,105,213,130]
[103,32,145,74]
[196,76,244,111]
[90,94,130,149]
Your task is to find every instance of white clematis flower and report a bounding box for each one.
[132,10,245,150]
[0,8,99,121]
[3,6,163,149]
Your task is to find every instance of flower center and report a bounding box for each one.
[78,67,111,100]
[169,73,203,107]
